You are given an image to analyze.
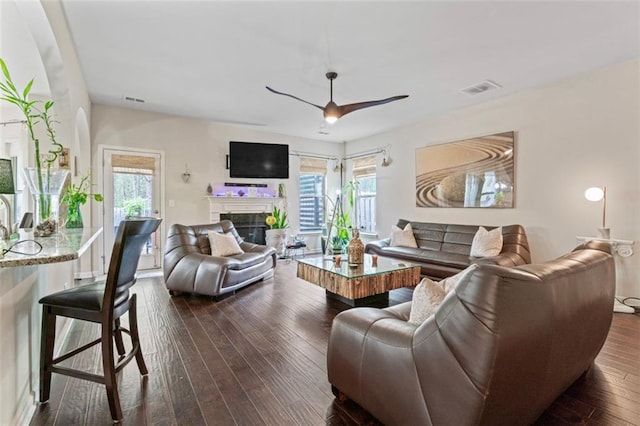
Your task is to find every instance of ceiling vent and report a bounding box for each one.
[123,96,145,103]
[459,80,502,96]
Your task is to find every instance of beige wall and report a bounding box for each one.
[91,105,344,251]
[347,59,640,297]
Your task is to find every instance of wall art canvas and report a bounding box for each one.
[416,131,514,208]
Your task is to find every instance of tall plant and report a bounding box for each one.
[0,57,64,220]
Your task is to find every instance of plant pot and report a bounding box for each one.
[65,202,84,228]
[265,228,287,255]
[23,167,69,236]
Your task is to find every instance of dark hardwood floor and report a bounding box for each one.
[30,260,640,425]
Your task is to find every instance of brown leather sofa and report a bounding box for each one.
[163,221,276,298]
[327,240,615,425]
[365,219,531,278]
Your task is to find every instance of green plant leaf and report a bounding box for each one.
[0,58,10,80]
[23,79,34,99]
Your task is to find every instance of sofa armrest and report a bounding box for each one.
[164,250,231,295]
[364,238,391,254]
[328,307,418,399]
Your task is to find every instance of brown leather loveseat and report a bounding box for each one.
[163,221,276,298]
[365,219,531,278]
[328,241,615,425]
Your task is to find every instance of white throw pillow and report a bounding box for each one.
[208,231,244,257]
[470,226,503,257]
[409,265,478,325]
[439,264,478,293]
[408,277,446,325]
[390,223,418,248]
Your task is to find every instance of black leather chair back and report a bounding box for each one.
[104,218,161,313]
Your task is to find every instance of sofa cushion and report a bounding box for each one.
[470,226,503,257]
[208,231,244,256]
[390,223,418,248]
[379,246,471,269]
[408,277,446,325]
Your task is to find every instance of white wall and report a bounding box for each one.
[91,104,344,251]
[347,59,640,297]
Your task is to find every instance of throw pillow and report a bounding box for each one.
[470,226,503,257]
[208,231,244,257]
[409,265,478,325]
[390,223,418,248]
[408,277,446,325]
[439,264,478,293]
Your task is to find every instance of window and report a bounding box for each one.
[299,157,326,232]
[353,155,377,233]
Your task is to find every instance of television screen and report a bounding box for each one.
[229,141,289,179]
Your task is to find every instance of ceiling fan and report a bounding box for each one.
[266,72,409,124]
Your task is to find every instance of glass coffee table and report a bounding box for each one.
[296,254,421,307]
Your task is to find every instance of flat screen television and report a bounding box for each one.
[228,141,289,179]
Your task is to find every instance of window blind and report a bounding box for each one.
[111,154,155,175]
[300,157,327,174]
[352,155,376,177]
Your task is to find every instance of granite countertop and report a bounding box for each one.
[0,227,103,268]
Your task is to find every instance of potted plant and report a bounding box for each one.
[0,57,68,236]
[265,205,288,255]
[61,172,103,228]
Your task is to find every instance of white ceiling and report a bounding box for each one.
[33,1,640,142]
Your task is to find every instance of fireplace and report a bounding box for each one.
[221,213,268,245]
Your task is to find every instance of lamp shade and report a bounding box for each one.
[584,186,608,237]
[0,158,15,194]
[584,186,604,202]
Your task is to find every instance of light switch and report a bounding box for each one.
[169,200,175,208]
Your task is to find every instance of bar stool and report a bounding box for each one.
[38,217,161,422]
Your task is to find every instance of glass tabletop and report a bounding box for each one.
[297,254,420,279]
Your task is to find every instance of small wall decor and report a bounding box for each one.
[58,148,70,169]
[416,131,514,208]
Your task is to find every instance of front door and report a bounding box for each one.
[101,147,162,273]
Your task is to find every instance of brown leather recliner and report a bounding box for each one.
[328,241,615,425]
[163,221,276,298]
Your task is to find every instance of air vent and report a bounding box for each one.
[123,96,145,103]
[459,80,502,96]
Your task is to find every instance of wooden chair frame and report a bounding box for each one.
[39,218,161,422]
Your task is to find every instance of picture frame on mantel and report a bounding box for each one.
[415,131,515,208]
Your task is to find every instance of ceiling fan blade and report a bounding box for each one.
[266,86,324,111]
[337,95,409,118]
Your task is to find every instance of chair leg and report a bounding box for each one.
[101,318,122,421]
[39,306,56,403]
[114,318,126,356]
[129,294,148,375]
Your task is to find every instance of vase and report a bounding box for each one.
[265,228,287,255]
[23,167,69,236]
[65,202,84,228]
[348,229,364,266]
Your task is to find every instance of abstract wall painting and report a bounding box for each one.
[415,131,514,208]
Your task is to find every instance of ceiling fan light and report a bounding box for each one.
[324,101,340,124]
[325,115,338,124]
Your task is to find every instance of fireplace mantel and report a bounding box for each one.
[206,196,284,223]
